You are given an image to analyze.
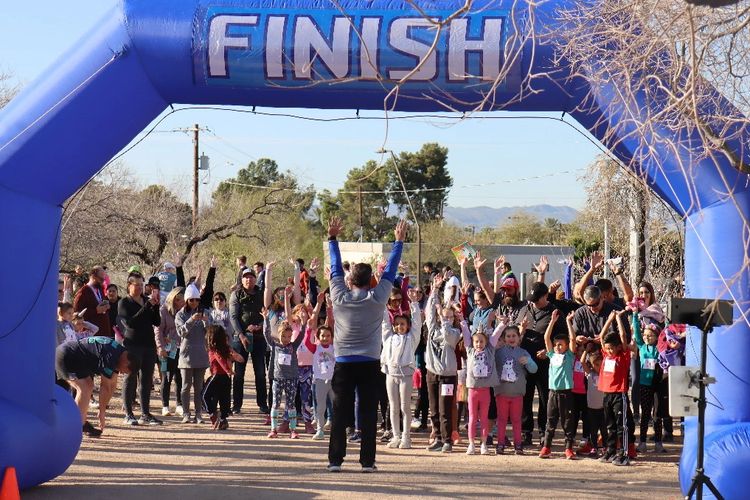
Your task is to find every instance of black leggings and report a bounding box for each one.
[123,344,156,416]
[203,373,231,420]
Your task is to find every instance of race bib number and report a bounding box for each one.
[574,361,584,373]
[278,353,292,366]
[603,358,616,373]
[551,353,565,367]
[319,360,331,375]
[441,383,454,397]
[643,358,656,370]
[473,362,489,379]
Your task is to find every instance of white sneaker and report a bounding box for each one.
[480,443,489,455]
[411,418,421,429]
[324,420,332,431]
[399,438,412,449]
[387,438,400,449]
[175,405,184,416]
[466,443,476,455]
[161,407,171,416]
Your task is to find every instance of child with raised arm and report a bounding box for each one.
[304,292,336,440]
[264,298,306,439]
[494,318,538,455]
[463,313,506,455]
[539,309,577,459]
[598,310,637,466]
[425,274,463,453]
[381,288,423,449]
[631,311,666,453]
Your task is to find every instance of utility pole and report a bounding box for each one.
[192,123,199,236]
[358,185,364,242]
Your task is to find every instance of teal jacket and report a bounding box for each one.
[633,314,659,386]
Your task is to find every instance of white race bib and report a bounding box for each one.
[319,359,331,375]
[63,326,77,342]
[574,361,584,373]
[278,353,292,366]
[551,353,565,367]
[441,383,454,396]
[643,358,656,370]
[603,358,616,373]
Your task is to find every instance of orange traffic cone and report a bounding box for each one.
[0,467,20,500]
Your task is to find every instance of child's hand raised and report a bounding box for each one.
[551,309,560,323]
[566,311,576,323]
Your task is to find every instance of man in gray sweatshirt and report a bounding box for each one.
[327,216,408,473]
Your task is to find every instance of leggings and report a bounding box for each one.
[314,378,334,432]
[297,366,314,423]
[467,387,491,444]
[588,408,608,447]
[639,383,667,442]
[272,378,298,430]
[377,371,391,430]
[180,368,206,417]
[496,394,523,446]
[202,373,230,420]
[160,353,182,408]
[385,374,412,441]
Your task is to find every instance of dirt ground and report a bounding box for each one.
[26,376,682,499]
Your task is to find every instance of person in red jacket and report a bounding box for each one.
[74,266,112,338]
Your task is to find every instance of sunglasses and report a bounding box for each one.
[586,298,602,309]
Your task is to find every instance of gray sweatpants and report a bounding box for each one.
[314,378,334,432]
[385,374,412,441]
[181,368,206,417]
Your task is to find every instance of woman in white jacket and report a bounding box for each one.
[381,288,423,449]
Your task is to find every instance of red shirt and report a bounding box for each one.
[209,350,233,376]
[598,350,631,393]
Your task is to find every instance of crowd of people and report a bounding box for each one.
[54,218,686,472]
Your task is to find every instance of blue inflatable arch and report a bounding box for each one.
[1,1,749,495]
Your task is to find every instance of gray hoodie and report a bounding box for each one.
[493,345,539,397]
[174,308,209,369]
[424,292,461,376]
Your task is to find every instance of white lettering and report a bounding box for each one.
[448,18,503,81]
[266,16,286,78]
[293,16,352,79]
[208,15,259,78]
[360,17,381,80]
[387,18,437,81]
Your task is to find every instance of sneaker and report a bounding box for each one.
[411,418,422,429]
[348,432,362,443]
[399,438,412,449]
[480,443,490,455]
[637,441,647,453]
[259,406,270,415]
[663,433,675,443]
[139,414,163,426]
[577,442,593,456]
[324,420,332,431]
[305,422,316,434]
[361,464,378,473]
[380,430,393,443]
[628,443,637,459]
[589,447,601,458]
[264,415,272,426]
[564,448,575,460]
[175,405,184,416]
[466,443,476,455]
[210,413,219,427]
[504,436,512,448]
[427,440,444,452]
[161,407,171,417]
[82,421,103,437]
[232,408,241,415]
[612,455,631,466]
[522,434,533,446]
[451,431,461,445]
[195,415,204,424]
[441,442,453,453]
[599,450,616,463]
[218,419,229,430]
[181,414,191,424]
[123,414,139,426]
[290,431,300,439]
[485,435,493,447]
[278,421,290,434]
[387,438,400,449]
[496,444,505,455]
[414,424,428,433]
[313,430,325,440]
[654,442,667,453]
[189,416,197,424]
[326,464,342,472]
[514,445,524,455]
[539,447,552,459]
[267,430,278,438]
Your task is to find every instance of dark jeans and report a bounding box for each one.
[543,389,576,449]
[203,373,231,420]
[329,361,380,467]
[522,366,549,438]
[232,334,268,412]
[123,344,156,416]
[160,353,182,407]
[426,371,457,443]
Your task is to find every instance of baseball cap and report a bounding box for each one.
[242,268,256,277]
[526,282,549,303]
[163,261,176,271]
[128,265,143,275]
[147,276,161,288]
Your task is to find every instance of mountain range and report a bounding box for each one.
[443,205,579,229]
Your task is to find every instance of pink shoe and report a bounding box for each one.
[290,431,300,439]
[267,430,278,439]
[452,431,461,445]
[264,415,271,425]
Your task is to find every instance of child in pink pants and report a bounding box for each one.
[462,318,506,455]
[494,325,538,454]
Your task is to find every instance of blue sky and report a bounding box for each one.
[0,1,601,210]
